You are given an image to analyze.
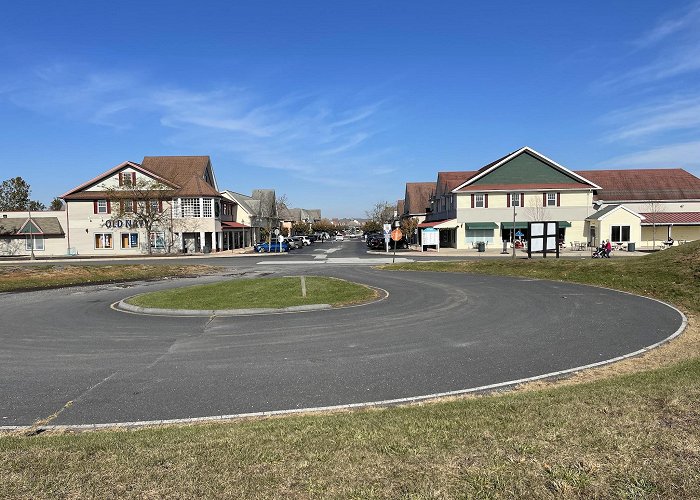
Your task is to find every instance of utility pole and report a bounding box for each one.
[28,206,35,260]
[511,202,516,259]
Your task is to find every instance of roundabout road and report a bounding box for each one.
[0,264,686,428]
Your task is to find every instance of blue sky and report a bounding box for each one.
[2,1,700,217]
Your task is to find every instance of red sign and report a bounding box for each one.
[391,229,403,241]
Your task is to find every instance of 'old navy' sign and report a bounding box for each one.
[104,219,145,229]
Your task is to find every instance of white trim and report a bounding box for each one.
[596,204,646,221]
[452,146,602,192]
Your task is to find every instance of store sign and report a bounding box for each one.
[104,219,145,229]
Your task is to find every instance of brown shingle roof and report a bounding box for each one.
[576,169,700,201]
[436,171,476,195]
[404,182,435,215]
[639,212,700,224]
[397,199,405,215]
[0,217,64,236]
[141,156,219,197]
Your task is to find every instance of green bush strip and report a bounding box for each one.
[0,264,219,292]
[125,276,376,310]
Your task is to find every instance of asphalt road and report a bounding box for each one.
[0,239,685,427]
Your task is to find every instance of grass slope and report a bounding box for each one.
[1,243,699,498]
[0,264,218,292]
[125,276,377,309]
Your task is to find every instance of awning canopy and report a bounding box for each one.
[221,221,251,229]
[417,219,458,229]
[500,222,529,230]
[501,221,571,229]
[465,222,498,230]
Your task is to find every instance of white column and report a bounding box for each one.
[199,231,206,252]
[217,232,223,251]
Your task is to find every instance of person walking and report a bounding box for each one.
[605,239,612,258]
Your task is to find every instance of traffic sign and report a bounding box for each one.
[391,228,403,241]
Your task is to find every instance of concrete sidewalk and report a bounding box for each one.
[369,245,647,258]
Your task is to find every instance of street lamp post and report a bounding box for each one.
[511,202,516,259]
[28,206,35,260]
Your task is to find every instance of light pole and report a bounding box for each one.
[28,206,35,260]
[511,202,516,259]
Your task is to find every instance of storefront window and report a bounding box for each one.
[94,233,113,249]
[150,231,166,249]
[121,232,139,249]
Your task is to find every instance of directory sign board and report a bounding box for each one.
[527,221,559,258]
[422,227,439,246]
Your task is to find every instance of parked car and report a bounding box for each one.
[284,237,302,250]
[335,234,344,241]
[254,241,290,253]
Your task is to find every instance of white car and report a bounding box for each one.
[300,236,311,245]
[335,234,344,241]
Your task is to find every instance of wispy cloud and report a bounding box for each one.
[597,2,700,176]
[602,95,700,141]
[0,63,392,185]
[633,1,700,48]
[598,140,700,170]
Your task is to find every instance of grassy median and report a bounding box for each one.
[0,264,220,292]
[124,276,377,309]
[1,243,699,498]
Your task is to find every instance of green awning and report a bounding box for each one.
[465,222,498,229]
[500,222,529,229]
[558,221,572,228]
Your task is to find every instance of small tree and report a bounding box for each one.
[646,200,666,249]
[105,179,175,254]
[524,198,550,222]
[400,217,418,243]
[50,198,64,211]
[366,201,395,225]
[0,177,45,211]
[292,221,311,235]
[311,219,335,234]
[361,220,382,233]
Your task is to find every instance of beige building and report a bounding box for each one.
[413,147,700,251]
[58,157,224,256]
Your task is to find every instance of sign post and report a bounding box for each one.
[390,228,402,263]
[383,223,391,253]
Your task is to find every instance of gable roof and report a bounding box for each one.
[436,172,476,196]
[404,182,435,215]
[575,169,700,201]
[0,217,65,236]
[397,199,405,215]
[221,190,256,216]
[453,147,601,192]
[586,204,645,221]
[61,161,171,198]
[141,156,219,197]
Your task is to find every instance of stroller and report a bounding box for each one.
[592,244,608,258]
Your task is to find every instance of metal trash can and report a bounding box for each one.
[627,242,635,252]
[477,241,485,252]
[203,245,211,254]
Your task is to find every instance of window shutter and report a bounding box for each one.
[132,172,136,185]
[107,200,112,214]
[543,193,546,207]
[118,174,123,186]
[93,200,98,214]
[484,194,489,208]
[557,192,561,207]
[507,193,511,207]
[471,194,474,208]
[158,200,163,212]
[520,193,524,207]
[119,201,124,212]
